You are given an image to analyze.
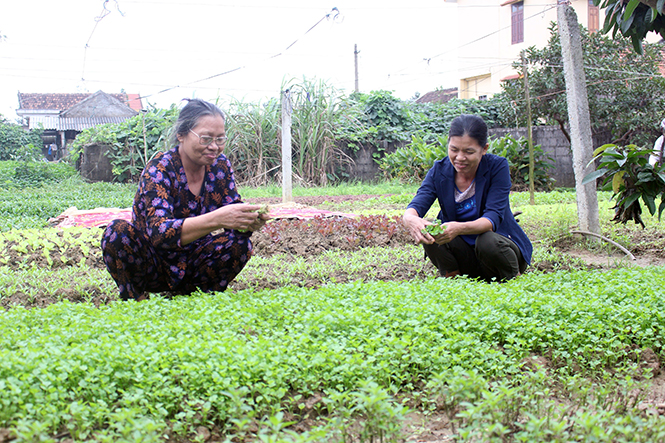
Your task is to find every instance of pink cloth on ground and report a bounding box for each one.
[49,205,357,228]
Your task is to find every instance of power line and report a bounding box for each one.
[81,0,124,82]
[384,3,557,82]
[133,6,341,102]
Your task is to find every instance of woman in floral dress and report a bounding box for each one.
[101,99,268,301]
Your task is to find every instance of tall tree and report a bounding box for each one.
[498,23,665,148]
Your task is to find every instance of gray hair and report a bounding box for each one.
[171,98,225,145]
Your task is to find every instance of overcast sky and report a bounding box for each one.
[0,0,464,119]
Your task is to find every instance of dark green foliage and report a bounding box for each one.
[0,119,43,161]
[410,97,506,137]
[380,134,555,190]
[583,143,665,227]
[595,0,665,53]
[338,92,508,152]
[379,134,448,183]
[490,135,555,191]
[498,23,665,148]
[349,90,414,144]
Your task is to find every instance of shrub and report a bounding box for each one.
[583,143,665,227]
[0,119,43,161]
[379,134,554,190]
[489,135,555,191]
[379,134,448,183]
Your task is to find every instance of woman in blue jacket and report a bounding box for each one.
[402,114,532,282]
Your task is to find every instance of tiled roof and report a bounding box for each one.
[17,92,140,111]
[125,94,143,112]
[416,88,458,104]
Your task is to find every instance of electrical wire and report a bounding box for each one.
[131,7,341,103]
[81,0,125,82]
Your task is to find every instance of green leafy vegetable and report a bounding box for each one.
[422,221,446,236]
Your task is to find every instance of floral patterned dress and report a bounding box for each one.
[101,145,253,300]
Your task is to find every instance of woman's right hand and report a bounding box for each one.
[402,211,435,245]
[181,203,267,245]
[214,203,266,231]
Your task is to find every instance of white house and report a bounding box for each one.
[447,0,605,99]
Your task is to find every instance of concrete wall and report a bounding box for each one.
[343,125,611,187]
[343,140,405,182]
[489,126,611,188]
[81,143,114,182]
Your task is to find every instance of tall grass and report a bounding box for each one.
[226,98,282,186]
[289,77,353,186]
[224,78,359,187]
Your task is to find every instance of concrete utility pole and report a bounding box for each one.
[557,1,600,234]
[281,89,293,203]
[354,44,360,93]
[521,53,536,205]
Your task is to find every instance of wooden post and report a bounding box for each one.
[281,89,293,203]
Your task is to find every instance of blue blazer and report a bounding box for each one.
[407,153,533,264]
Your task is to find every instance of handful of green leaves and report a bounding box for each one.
[421,220,446,236]
[239,204,270,232]
[257,204,270,216]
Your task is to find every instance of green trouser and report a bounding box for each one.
[422,230,526,283]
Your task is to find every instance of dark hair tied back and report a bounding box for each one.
[172,98,225,145]
[449,114,488,147]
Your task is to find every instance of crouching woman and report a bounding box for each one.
[101,99,269,301]
[402,114,532,282]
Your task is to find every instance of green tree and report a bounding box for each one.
[595,0,665,53]
[498,23,665,148]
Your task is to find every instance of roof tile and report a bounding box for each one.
[17,92,140,111]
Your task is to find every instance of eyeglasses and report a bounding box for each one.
[190,129,228,147]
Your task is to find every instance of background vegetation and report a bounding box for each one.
[0,117,43,162]
[499,24,665,148]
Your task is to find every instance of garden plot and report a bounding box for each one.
[2,191,665,441]
[2,192,665,309]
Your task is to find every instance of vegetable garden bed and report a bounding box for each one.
[2,184,665,442]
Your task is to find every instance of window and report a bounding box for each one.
[511,1,524,44]
[588,0,599,33]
